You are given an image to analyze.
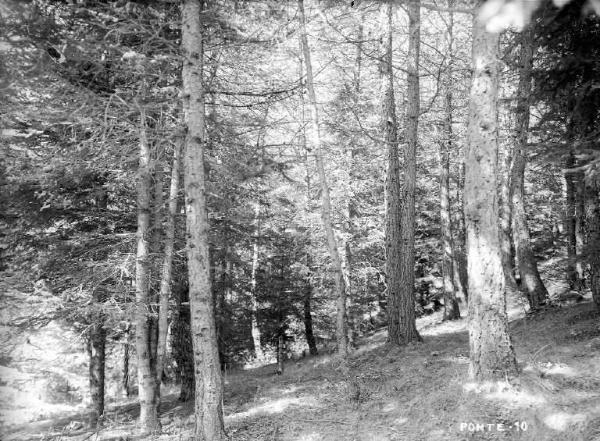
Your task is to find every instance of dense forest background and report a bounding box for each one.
[1,0,599,440]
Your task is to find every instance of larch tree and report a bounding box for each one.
[134,102,161,433]
[390,0,421,345]
[181,0,226,438]
[298,0,348,357]
[464,4,518,382]
[509,27,549,310]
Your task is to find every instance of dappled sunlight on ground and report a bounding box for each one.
[226,395,320,422]
[543,411,587,431]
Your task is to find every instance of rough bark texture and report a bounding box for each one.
[87,288,106,425]
[298,0,348,357]
[134,104,160,433]
[584,181,600,310]
[156,141,182,387]
[181,1,226,438]
[510,29,548,311]
[440,2,460,320]
[499,144,519,293]
[390,0,422,344]
[465,11,518,382]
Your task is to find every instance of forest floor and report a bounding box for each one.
[3,291,600,441]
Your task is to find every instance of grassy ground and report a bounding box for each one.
[3,297,600,441]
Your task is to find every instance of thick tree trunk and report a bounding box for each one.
[440,3,460,320]
[181,1,226,438]
[389,0,421,344]
[465,10,518,382]
[298,0,348,357]
[134,104,160,433]
[510,28,548,311]
[382,3,419,344]
[155,141,182,387]
[87,288,106,425]
[584,181,600,310]
[249,203,264,361]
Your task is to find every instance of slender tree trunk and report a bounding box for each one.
[510,28,548,311]
[276,333,285,375]
[440,2,460,320]
[134,103,160,433]
[575,172,586,289]
[122,325,131,398]
[155,140,182,388]
[172,284,195,402]
[87,288,106,425]
[499,145,519,293]
[303,279,318,356]
[298,0,348,357]
[181,1,225,438]
[565,153,579,290]
[465,10,518,382]
[584,181,600,310]
[453,162,469,303]
[390,0,422,344]
[249,203,264,361]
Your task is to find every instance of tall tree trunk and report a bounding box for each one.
[134,103,160,433]
[276,333,285,375]
[390,0,422,344]
[181,1,226,438]
[382,3,418,344]
[440,2,460,320]
[155,140,182,388]
[87,288,106,425]
[465,9,518,382]
[510,28,548,311]
[298,0,348,357]
[584,181,600,310]
[249,203,264,361]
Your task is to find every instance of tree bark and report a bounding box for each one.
[575,172,586,289]
[440,1,460,320]
[584,181,600,310]
[389,0,422,344]
[87,288,106,425]
[465,9,518,382]
[122,325,131,398]
[298,0,348,357]
[303,278,318,356]
[249,203,264,361]
[172,284,195,402]
[453,161,469,303]
[134,103,160,433]
[499,145,519,293]
[510,28,548,311]
[181,1,226,438]
[565,153,580,290]
[155,140,182,388]
[276,333,285,375]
